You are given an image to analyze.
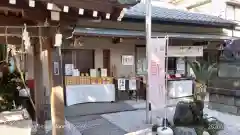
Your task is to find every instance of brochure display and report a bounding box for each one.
[65,68,115,106]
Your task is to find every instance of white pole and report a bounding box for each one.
[164,36,169,127]
[145,0,152,124]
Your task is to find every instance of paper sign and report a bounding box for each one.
[176,58,185,74]
[122,55,134,65]
[129,78,137,90]
[118,78,126,90]
[53,62,59,75]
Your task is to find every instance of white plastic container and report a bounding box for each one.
[157,127,173,135]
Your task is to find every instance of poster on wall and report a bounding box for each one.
[53,62,60,75]
[122,55,134,65]
[118,78,126,90]
[148,38,167,110]
[176,58,185,74]
[65,64,74,76]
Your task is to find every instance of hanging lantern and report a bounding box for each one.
[54,33,62,47]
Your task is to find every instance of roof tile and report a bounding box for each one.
[124,3,236,27]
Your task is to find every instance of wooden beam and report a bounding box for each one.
[0,27,51,39]
[111,7,122,21]
[0,0,50,22]
[0,0,114,24]
[0,36,22,45]
[0,14,34,25]
[34,0,113,13]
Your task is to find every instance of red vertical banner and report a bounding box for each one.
[148,38,167,110]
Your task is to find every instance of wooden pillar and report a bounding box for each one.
[42,47,51,120]
[48,35,65,135]
[33,27,45,133]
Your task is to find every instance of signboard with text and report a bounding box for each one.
[168,46,203,57]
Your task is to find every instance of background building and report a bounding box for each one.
[168,0,240,37]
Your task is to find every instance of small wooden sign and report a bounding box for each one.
[53,62,59,75]
[122,55,134,65]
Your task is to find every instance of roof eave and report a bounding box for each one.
[123,15,236,29]
[226,0,240,7]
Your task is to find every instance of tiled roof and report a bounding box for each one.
[124,3,236,28]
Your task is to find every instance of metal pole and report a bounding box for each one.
[145,0,152,124]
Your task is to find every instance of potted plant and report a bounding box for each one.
[187,60,222,135]
[187,60,217,103]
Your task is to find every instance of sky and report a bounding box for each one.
[140,0,187,10]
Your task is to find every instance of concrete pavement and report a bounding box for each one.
[0,120,31,135]
[3,100,240,135]
[102,100,240,135]
[65,100,240,135]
